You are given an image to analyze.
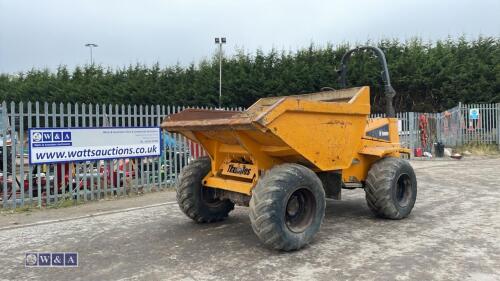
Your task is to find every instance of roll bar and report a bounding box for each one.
[338,46,396,117]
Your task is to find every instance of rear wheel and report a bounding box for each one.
[365,157,417,219]
[176,157,234,223]
[249,163,325,251]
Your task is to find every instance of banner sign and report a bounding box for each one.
[29,127,161,164]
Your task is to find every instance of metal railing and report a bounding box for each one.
[0,101,241,209]
[370,103,500,152]
[458,103,500,145]
[1,101,498,209]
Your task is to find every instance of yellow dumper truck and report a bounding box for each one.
[161,47,417,251]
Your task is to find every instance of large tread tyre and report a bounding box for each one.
[176,157,234,223]
[365,157,417,219]
[249,163,325,251]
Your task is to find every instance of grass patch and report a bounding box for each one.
[456,143,500,156]
[47,194,79,209]
[15,205,33,213]
[0,205,33,215]
[1,196,78,214]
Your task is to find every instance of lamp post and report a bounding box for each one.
[84,43,98,65]
[214,37,226,108]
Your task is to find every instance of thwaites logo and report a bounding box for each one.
[227,164,251,176]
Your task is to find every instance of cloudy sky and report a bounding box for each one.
[0,0,499,73]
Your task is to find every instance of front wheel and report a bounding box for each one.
[176,157,234,223]
[365,157,417,219]
[249,163,325,251]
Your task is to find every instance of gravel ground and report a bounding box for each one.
[1,157,499,281]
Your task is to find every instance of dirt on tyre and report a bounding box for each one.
[365,157,417,219]
[249,163,325,251]
[176,156,234,223]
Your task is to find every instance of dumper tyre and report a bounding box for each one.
[365,157,417,219]
[176,157,234,223]
[249,163,325,251]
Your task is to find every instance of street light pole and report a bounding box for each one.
[215,37,226,108]
[219,42,222,108]
[84,43,98,65]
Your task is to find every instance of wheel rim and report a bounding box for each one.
[395,174,412,207]
[285,188,316,233]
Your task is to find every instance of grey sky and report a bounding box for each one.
[1,0,499,73]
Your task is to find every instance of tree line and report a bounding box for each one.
[1,36,498,113]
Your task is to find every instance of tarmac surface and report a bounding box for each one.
[1,157,499,281]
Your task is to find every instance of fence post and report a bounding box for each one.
[408,112,415,152]
[2,101,8,208]
[436,111,442,144]
[497,103,500,149]
[457,102,463,146]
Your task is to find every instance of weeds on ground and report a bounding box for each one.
[47,193,79,209]
[0,205,33,215]
[456,143,500,156]
[1,194,77,215]
[1,187,175,214]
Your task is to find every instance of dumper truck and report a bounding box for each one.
[161,47,417,251]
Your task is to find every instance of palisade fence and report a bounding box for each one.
[371,103,500,152]
[0,101,241,209]
[1,101,499,209]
